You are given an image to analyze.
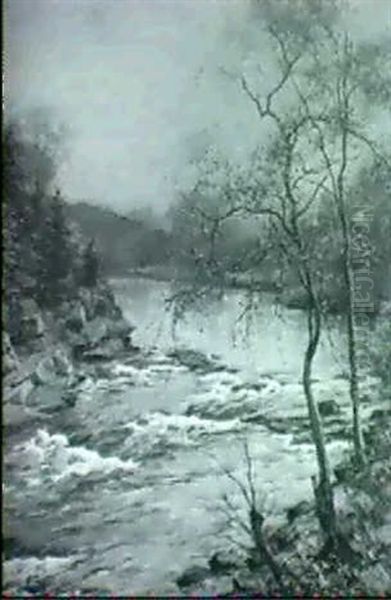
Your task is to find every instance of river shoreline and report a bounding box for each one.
[111,267,391,317]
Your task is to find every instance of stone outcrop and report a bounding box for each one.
[168,348,222,373]
[19,299,45,343]
[176,565,211,589]
[3,333,20,377]
[31,350,73,386]
[59,284,135,362]
[4,281,137,418]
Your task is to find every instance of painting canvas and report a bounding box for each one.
[3,0,391,595]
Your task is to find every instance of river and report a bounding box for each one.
[4,277,366,595]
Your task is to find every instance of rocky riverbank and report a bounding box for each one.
[3,282,138,436]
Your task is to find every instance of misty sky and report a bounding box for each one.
[5,0,391,216]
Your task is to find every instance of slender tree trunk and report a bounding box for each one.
[344,259,366,468]
[338,187,366,468]
[333,39,366,468]
[281,156,339,540]
[302,277,338,541]
[336,93,366,468]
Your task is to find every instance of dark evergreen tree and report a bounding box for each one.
[36,190,72,306]
[80,238,99,288]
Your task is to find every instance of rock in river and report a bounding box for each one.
[168,348,223,373]
[176,565,211,588]
[318,399,340,417]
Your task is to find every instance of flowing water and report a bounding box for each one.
[4,278,357,595]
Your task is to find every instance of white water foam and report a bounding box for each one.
[112,361,189,387]
[123,411,244,457]
[125,412,243,434]
[3,555,79,590]
[16,429,138,485]
[112,363,154,386]
[183,372,281,420]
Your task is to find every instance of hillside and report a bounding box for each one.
[65,202,173,275]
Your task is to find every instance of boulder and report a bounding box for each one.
[31,350,72,386]
[94,365,114,379]
[3,402,42,436]
[241,413,291,433]
[61,389,78,407]
[20,298,40,315]
[107,317,134,342]
[70,340,89,361]
[20,308,45,342]
[208,552,237,575]
[64,302,86,333]
[94,296,112,317]
[52,349,73,377]
[83,316,132,346]
[31,357,56,386]
[286,500,312,525]
[283,289,309,310]
[3,333,20,376]
[370,408,391,422]
[79,285,121,321]
[231,381,266,393]
[168,348,221,373]
[176,565,210,588]
[4,378,34,406]
[84,318,109,346]
[318,399,340,417]
[64,286,136,361]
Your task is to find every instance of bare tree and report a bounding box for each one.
[236,3,390,473]
[228,34,341,544]
[276,24,390,468]
[247,0,390,470]
[218,440,298,594]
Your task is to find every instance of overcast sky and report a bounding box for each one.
[4,0,390,216]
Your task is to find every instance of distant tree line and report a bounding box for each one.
[64,202,173,275]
